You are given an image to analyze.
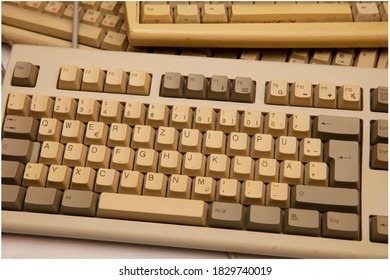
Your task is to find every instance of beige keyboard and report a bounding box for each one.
[126,1,388,48]
[1,44,388,258]
[1,1,388,69]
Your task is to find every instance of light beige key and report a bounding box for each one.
[304,162,329,186]
[146,103,169,127]
[310,49,333,65]
[141,4,173,23]
[82,9,104,26]
[110,147,135,171]
[84,121,109,145]
[25,1,45,11]
[123,101,146,126]
[171,105,192,129]
[82,67,105,92]
[230,156,254,181]
[279,160,304,185]
[377,48,388,69]
[158,150,182,175]
[182,152,206,177]
[53,96,77,121]
[289,49,311,63]
[101,31,129,52]
[202,4,228,23]
[79,2,101,10]
[203,130,226,155]
[63,143,88,167]
[143,172,168,197]
[241,180,265,205]
[250,133,274,159]
[337,84,361,110]
[7,93,31,116]
[131,125,155,149]
[231,3,353,23]
[192,176,216,202]
[46,164,72,190]
[71,166,96,191]
[119,170,143,195]
[240,49,261,61]
[175,4,200,23]
[314,82,337,108]
[290,81,313,107]
[352,2,380,22]
[332,49,355,66]
[86,145,111,169]
[61,120,86,144]
[39,141,64,165]
[265,80,289,105]
[100,1,121,15]
[178,128,202,153]
[194,107,216,132]
[217,108,239,133]
[104,69,128,93]
[206,154,230,179]
[379,2,388,21]
[134,148,158,173]
[255,158,279,183]
[264,112,287,137]
[76,98,101,122]
[217,178,240,203]
[266,182,290,209]
[37,118,63,142]
[288,113,311,139]
[100,100,123,124]
[107,123,131,147]
[95,168,120,193]
[23,163,49,188]
[155,126,179,151]
[355,48,379,68]
[299,138,323,162]
[97,192,207,226]
[101,14,121,32]
[58,65,83,90]
[275,136,298,161]
[168,174,192,199]
[44,2,65,16]
[241,110,263,136]
[30,95,54,119]
[226,132,250,157]
[127,70,151,95]
[63,4,84,19]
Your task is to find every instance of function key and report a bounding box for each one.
[231,77,255,103]
[160,72,184,98]
[12,61,39,87]
[208,75,230,101]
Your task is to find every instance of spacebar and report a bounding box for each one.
[97,193,208,226]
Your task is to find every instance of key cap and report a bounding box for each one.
[63,143,88,167]
[227,132,250,157]
[7,93,31,116]
[202,4,228,23]
[119,170,143,195]
[76,98,101,122]
[97,193,207,226]
[30,94,54,119]
[58,65,83,90]
[265,80,289,105]
[241,180,265,206]
[288,113,311,139]
[185,74,207,99]
[370,215,388,243]
[123,101,146,126]
[337,84,362,110]
[266,182,290,208]
[310,49,333,65]
[377,49,388,69]
[206,154,230,179]
[3,115,39,141]
[61,189,99,217]
[104,68,127,93]
[209,202,244,229]
[143,172,168,197]
[313,115,361,142]
[241,110,263,136]
[203,130,226,155]
[155,127,179,151]
[127,70,151,96]
[131,125,155,149]
[46,164,72,190]
[71,166,96,191]
[322,212,359,240]
[194,107,216,132]
[218,108,239,133]
[12,61,39,87]
[291,185,359,213]
[264,112,287,137]
[86,145,111,169]
[110,147,135,171]
[134,148,158,173]
[1,161,25,186]
[250,134,274,159]
[232,77,255,103]
[141,4,173,23]
[158,150,182,175]
[325,140,360,188]
[100,100,123,124]
[43,2,65,16]
[22,163,49,188]
[246,205,282,233]
[255,158,279,183]
[208,75,230,101]
[284,208,321,237]
[95,168,120,193]
[355,48,379,68]
[217,178,240,203]
[182,152,206,177]
[279,160,304,185]
[275,136,298,161]
[82,9,103,26]
[352,2,380,22]
[101,14,121,32]
[371,86,388,112]
[2,138,34,163]
[161,72,184,98]
[37,118,62,142]
[175,4,201,23]
[61,120,86,144]
[314,82,337,109]
[81,67,105,92]
[192,176,216,202]
[146,103,169,127]
[304,162,329,187]
[168,174,192,199]
[370,143,388,170]
[171,105,192,129]
[371,119,388,144]
[53,96,77,121]
[24,186,62,213]
[290,81,313,107]
[107,123,131,147]
[2,185,26,211]
[299,138,323,162]
[84,121,109,145]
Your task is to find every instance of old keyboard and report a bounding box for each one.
[1,44,388,258]
[126,1,388,48]
[1,1,388,69]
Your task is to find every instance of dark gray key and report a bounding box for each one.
[60,189,99,216]
[246,205,282,233]
[322,212,359,240]
[2,138,34,163]
[1,160,25,185]
[208,202,244,229]
[370,215,388,243]
[160,72,184,97]
[371,86,388,112]
[231,77,255,103]
[207,75,231,101]
[12,61,39,87]
[370,143,388,170]
[3,115,39,141]
[370,119,388,144]
[2,185,26,210]
[313,115,361,142]
[291,185,359,213]
[284,208,320,237]
[24,186,62,213]
[324,140,360,188]
[185,74,207,99]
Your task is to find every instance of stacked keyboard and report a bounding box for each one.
[1,45,388,258]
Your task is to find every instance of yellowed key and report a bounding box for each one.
[171,105,192,129]
[63,143,88,167]
[131,125,155,149]
[146,103,169,127]
[119,170,143,195]
[179,128,202,153]
[217,178,240,203]
[143,172,168,197]
[71,166,96,191]
[84,121,109,145]
[107,123,131,147]
[206,154,230,179]
[218,108,239,133]
[264,112,287,137]
[38,118,63,142]
[82,67,105,92]
[7,93,31,116]
[241,110,263,136]
[192,176,216,202]
[203,130,226,155]
[43,2,65,16]
[314,82,337,109]
[101,31,128,51]
[110,147,135,171]
[275,136,299,161]
[265,80,289,105]
[250,133,274,159]
[352,2,380,22]
[299,138,323,162]
[127,70,151,95]
[101,14,121,32]
[61,120,86,143]
[194,107,216,132]
[304,162,329,186]
[123,101,146,126]
[95,168,120,193]
[23,163,49,188]
[255,158,279,183]
[279,160,304,185]
[182,152,206,177]
[100,1,121,15]
[155,127,179,151]
[134,148,158,173]
[159,150,182,175]
[241,180,265,205]
[288,113,311,139]
[104,69,128,93]
[202,4,228,23]
[227,132,250,157]
[141,4,173,23]
[86,145,111,169]
[30,95,54,119]
[175,4,201,23]
[76,98,101,122]
[58,65,82,90]
[290,81,313,107]
[46,164,72,190]
[332,49,355,66]
[230,156,254,181]
[337,84,361,110]
[53,96,77,121]
[39,141,64,165]
[168,174,192,199]
[310,49,333,65]
[82,9,103,26]
[266,182,290,208]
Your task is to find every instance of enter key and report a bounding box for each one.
[325,140,360,189]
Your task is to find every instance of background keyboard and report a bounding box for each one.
[1,45,388,258]
[1,1,388,69]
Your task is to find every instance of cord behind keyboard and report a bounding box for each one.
[1,44,388,258]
